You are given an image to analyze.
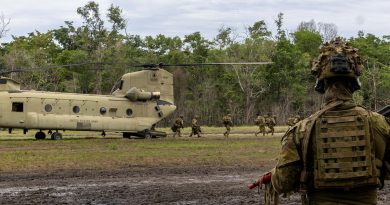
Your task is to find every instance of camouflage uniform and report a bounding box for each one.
[287,115,300,127]
[189,115,202,137]
[223,114,233,138]
[287,117,295,127]
[258,38,390,204]
[255,115,266,136]
[265,114,276,135]
[272,100,390,204]
[293,115,300,124]
[172,116,184,137]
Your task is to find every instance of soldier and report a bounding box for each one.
[255,113,266,136]
[222,114,233,138]
[248,38,390,204]
[292,114,300,124]
[286,116,295,127]
[189,115,202,137]
[287,114,301,127]
[265,114,276,135]
[171,115,184,137]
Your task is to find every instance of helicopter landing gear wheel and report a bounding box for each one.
[35,131,46,140]
[51,132,62,140]
[123,133,131,139]
[144,130,152,139]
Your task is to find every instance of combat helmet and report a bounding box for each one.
[311,37,364,93]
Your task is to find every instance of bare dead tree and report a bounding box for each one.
[0,13,10,40]
[233,65,267,124]
[318,22,338,42]
[297,19,317,32]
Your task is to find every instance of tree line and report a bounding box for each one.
[1,1,390,126]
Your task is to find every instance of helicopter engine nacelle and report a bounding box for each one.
[125,87,160,101]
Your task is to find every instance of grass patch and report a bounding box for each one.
[0,127,285,173]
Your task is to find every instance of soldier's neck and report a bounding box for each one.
[323,83,353,103]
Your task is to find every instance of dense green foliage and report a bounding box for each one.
[1,2,389,126]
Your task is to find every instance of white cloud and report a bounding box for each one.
[1,0,390,43]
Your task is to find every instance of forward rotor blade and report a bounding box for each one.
[0,62,112,75]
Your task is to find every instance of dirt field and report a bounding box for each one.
[0,166,389,205]
[0,129,389,204]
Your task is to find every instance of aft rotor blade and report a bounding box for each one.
[0,62,274,74]
[160,62,273,67]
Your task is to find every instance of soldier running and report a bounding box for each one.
[222,114,233,138]
[287,114,301,127]
[171,115,184,137]
[255,114,266,136]
[265,114,276,135]
[189,115,202,137]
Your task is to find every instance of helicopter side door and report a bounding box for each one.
[9,97,27,128]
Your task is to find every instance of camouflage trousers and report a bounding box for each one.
[267,125,274,135]
[255,125,266,136]
[224,125,231,138]
[173,128,182,137]
[307,187,377,205]
[189,126,202,137]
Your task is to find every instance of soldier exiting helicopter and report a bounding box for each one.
[287,114,301,127]
[248,38,390,205]
[222,114,233,138]
[255,113,266,136]
[171,115,184,137]
[189,115,202,137]
[265,114,276,135]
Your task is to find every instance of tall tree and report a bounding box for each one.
[350,33,390,110]
[226,21,274,123]
[293,28,323,57]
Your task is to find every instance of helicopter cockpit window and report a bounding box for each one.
[100,107,107,115]
[110,79,124,94]
[73,106,80,114]
[0,79,7,84]
[119,80,123,90]
[112,79,123,90]
[126,108,133,117]
[44,104,52,112]
[12,102,24,112]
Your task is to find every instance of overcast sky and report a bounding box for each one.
[1,0,389,43]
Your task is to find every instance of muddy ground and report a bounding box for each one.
[0,166,389,205]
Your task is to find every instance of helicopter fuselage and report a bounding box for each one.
[0,68,176,139]
[0,91,174,131]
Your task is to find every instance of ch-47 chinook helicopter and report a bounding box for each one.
[0,62,272,140]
